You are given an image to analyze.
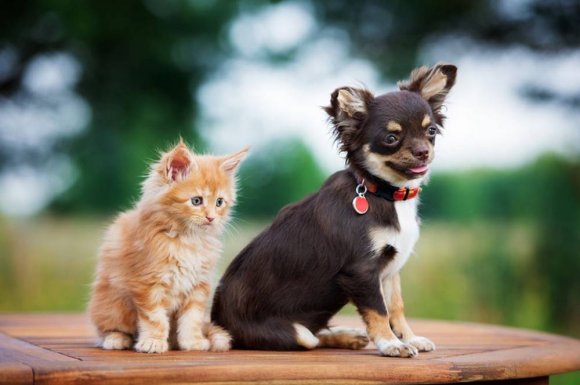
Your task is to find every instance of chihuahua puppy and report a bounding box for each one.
[211,64,457,357]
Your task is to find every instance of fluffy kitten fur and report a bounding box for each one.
[89,141,248,353]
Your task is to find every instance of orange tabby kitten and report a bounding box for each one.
[89,141,248,353]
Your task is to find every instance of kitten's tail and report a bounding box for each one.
[203,322,232,352]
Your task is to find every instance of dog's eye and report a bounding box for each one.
[427,126,439,137]
[191,196,203,206]
[385,134,399,145]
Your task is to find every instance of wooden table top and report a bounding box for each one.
[0,314,578,385]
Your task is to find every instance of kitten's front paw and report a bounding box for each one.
[179,337,211,351]
[102,332,132,350]
[135,337,169,353]
[376,339,418,358]
[405,335,436,352]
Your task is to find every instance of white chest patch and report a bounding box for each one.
[369,199,420,279]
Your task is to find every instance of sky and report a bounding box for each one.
[1,1,579,216]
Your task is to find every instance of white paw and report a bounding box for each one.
[209,334,231,352]
[135,337,169,353]
[179,337,211,351]
[404,335,436,352]
[102,332,132,350]
[376,339,418,358]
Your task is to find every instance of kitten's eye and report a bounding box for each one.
[216,197,225,207]
[385,134,399,145]
[427,126,438,137]
[191,196,203,206]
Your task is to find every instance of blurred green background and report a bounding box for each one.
[0,1,578,382]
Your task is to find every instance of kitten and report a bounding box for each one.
[89,141,248,353]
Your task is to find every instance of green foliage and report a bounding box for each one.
[422,154,580,222]
[314,0,580,80]
[1,0,247,213]
[421,154,580,334]
[236,139,327,218]
[3,0,578,214]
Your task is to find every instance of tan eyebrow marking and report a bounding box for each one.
[422,114,431,127]
[386,121,402,132]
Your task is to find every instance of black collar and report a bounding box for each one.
[353,171,421,202]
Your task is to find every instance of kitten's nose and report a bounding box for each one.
[205,216,215,223]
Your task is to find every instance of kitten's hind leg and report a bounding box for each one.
[89,280,137,349]
[102,331,133,350]
[203,323,232,352]
[317,327,369,350]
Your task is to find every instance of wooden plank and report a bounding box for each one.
[0,333,78,365]
[31,360,459,385]
[0,362,32,385]
[446,344,580,382]
[0,314,579,385]
[474,378,548,385]
[0,314,89,338]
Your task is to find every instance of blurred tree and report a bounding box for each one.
[0,0,252,213]
[1,0,578,213]
[313,0,580,81]
[236,139,326,218]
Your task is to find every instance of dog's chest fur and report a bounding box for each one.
[369,199,420,279]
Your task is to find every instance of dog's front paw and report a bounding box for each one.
[179,336,211,351]
[376,339,418,358]
[135,337,169,353]
[405,335,436,352]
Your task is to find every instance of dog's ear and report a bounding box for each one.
[324,87,374,153]
[398,64,457,125]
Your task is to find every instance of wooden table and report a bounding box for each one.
[0,314,578,385]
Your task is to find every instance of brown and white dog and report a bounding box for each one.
[211,64,457,357]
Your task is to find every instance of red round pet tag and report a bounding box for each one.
[352,195,369,215]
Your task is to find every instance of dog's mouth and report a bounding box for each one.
[387,162,430,178]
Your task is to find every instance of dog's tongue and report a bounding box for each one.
[409,165,429,174]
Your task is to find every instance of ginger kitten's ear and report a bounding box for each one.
[160,141,194,182]
[398,63,457,125]
[220,147,249,175]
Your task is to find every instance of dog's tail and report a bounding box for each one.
[222,318,305,351]
[203,322,232,352]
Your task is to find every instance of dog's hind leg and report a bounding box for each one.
[317,327,369,350]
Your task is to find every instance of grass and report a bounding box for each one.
[1,215,577,384]
[0,215,563,332]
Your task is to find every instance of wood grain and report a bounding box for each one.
[0,362,32,385]
[0,314,578,385]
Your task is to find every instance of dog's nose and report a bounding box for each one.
[412,146,429,161]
